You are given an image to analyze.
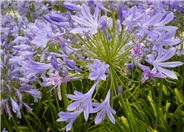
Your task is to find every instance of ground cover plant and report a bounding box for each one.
[1,0,184,132]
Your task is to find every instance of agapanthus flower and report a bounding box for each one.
[118,86,122,96]
[87,59,109,81]
[140,12,177,37]
[65,60,81,72]
[13,1,48,18]
[49,12,67,22]
[66,81,99,121]
[20,60,52,79]
[24,20,63,49]
[15,89,22,107]
[140,0,184,14]
[2,1,184,130]
[8,50,36,66]
[151,31,182,49]
[43,11,69,27]
[2,128,8,132]
[41,73,74,100]
[92,90,116,124]
[57,110,82,131]
[177,49,184,56]
[10,97,21,119]
[128,63,134,70]
[50,56,63,74]
[4,100,12,119]
[146,47,183,79]
[1,86,37,119]
[71,4,106,34]
[12,36,29,45]
[122,6,144,27]
[87,1,111,13]
[62,1,81,11]
[22,102,32,112]
[130,43,143,57]
[23,88,41,102]
[137,63,165,83]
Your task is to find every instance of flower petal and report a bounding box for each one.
[95,110,105,124]
[158,62,183,68]
[157,66,177,79]
[107,110,115,124]
[67,101,80,111]
[157,47,176,62]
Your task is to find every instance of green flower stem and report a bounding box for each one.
[109,66,120,107]
[61,83,69,110]
[113,65,139,83]
[54,89,60,111]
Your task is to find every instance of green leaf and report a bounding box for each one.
[174,88,184,104]
[147,91,158,118]
[162,85,168,95]
[120,116,129,128]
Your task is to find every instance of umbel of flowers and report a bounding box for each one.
[1,1,183,131]
[50,3,182,131]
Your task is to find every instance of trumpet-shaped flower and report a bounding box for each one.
[41,73,73,100]
[65,60,81,72]
[88,1,111,13]
[92,90,116,124]
[62,2,81,11]
[24,20,63,49]
[24,89,41,102]
[146,47,183,79]
[87,59,109,81]
[66,81,99,121]
[140,12,178,37]
[10,97,21,119]
[4,100,12,119]
[122,6,144,27]
[21,60,52,79]
[151,31,182,49]
[57,110,82,131]
[43,12,69,27]
[71,4,106,34]
[137,63,165,83]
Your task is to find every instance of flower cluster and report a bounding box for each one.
[1,0,184,131]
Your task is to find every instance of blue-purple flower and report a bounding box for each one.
[87,59,109,81]
[146,47,183,79]
[137,63,166,83]
[57,110,82,131]
[151,31,182,49]
[130,43,143,57]
[23,88,41,102]
[140,12,177,37]
[4,100,12,119]
[65,60,81,72]
[71,4,106,34]
[43,11,69,27]
[92,90,116,124]
[21,60,52,79]
[62,2,81,11]
[10,97,21,119]
[24,20,63,49]
[122,6,144,27]
[118,86,123,96]
[66,81,99,121]
[41,73,74,100]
